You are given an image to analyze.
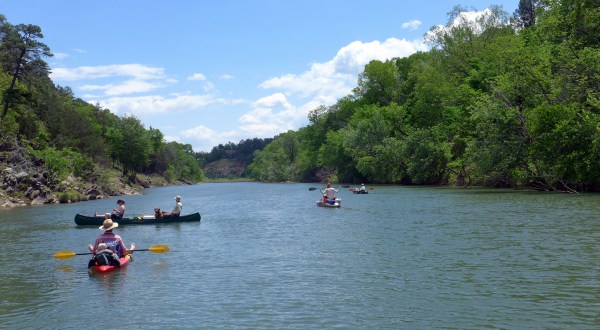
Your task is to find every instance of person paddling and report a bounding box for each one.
[320,182,339,204]
[88,219,135,259]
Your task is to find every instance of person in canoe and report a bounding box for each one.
[95,199,126,220]
[359,183,366,192]
[156,195,182,219]
[87,219,135,259]
[87,242,121,269]
[320,182,339,205]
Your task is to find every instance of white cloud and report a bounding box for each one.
[90,94,231,116]
[53,52,69,59]
[219,74,235,80]
[180,125,240,151]
[51,64,167,81]
[237,93,298,137]
[187,73,206,81]
[80,79,167,96]
[177,93,301,150]
[401,20,422,30]
[426,8,503,44]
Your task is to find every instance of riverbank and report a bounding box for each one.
[0,140,194,208]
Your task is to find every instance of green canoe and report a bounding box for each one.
[74,212,201,225]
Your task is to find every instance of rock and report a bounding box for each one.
[31,197,47,205]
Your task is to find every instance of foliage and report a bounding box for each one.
[29,147,94,182]
[246,3,600,192]
[248,131,302,182]
[0,19,52,119]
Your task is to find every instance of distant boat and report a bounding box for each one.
[352,190,368,194]
[74,212,201,225]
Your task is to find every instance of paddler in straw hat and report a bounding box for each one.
[87,219,135,258]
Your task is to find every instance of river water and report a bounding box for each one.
[0,182,598,329]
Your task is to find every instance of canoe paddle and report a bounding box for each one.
[53,244,170,260]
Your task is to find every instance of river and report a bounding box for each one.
[0,182,598,329]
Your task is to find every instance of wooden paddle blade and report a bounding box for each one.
[53,251,77,260]
[147,245,170,253]
[308,187,317,191]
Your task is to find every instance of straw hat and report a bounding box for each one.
[99,219,119,231]
[175,196,181,201]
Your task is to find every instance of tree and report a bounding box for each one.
[513,0,543,28]
[108,116,152,177]
[0,22,52,119]
[355,59,401,106]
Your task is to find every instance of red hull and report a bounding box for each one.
[90,254,131,273]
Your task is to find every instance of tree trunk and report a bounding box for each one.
[2,48,26,119]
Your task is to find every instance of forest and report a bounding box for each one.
[248,0,600,192]
[1,0,599,200]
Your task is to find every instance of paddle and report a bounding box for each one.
[53,244,170,261]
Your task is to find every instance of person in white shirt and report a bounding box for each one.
[320,183,339,203]
[161,196,182,218]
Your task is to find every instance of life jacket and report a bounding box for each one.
[105,241,123,257]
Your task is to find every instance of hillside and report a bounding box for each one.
[202,159,247,179]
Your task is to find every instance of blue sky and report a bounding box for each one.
[3,0,517,152]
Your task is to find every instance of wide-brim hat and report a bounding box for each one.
[99,219,119,231]
[175,196,181,200]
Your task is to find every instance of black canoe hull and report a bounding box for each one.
[74,212,201,225]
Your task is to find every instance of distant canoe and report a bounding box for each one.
[352,190,368,194]
[74,212,201,226]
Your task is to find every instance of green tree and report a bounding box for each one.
[108,116,152,177]
[355,59,401,106]
[402,128,449,184]
[0,22,52,119]
[513,0,543,28]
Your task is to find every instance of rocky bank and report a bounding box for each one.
[0,139,142,208]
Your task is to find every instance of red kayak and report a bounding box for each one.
[90,254,132,273]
